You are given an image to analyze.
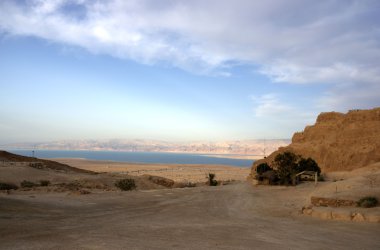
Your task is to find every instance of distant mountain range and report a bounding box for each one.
[2,139,290,156]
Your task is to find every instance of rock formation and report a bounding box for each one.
[251,108,380,174]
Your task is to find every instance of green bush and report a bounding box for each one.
[357,197,378,208]
[40,180,51,186]
[273,152,300,185]
[20,180,38,188]
[208,173,218,186]
[272,152,321,185]
[0,182,18,190]
[115,178,136,191]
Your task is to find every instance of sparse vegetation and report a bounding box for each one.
[174,182,197,188]
[115,178,136,191]
[40,180,51,186]
[20,180,38,188]
[357,197,378,208]
[29,162,44,169]
[208,173,218,186]
[0,182,18,190]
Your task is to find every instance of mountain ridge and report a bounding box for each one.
[2,139,290,156]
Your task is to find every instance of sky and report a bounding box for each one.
[0,0,379,143]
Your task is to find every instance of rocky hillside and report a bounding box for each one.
[251,108,380,174]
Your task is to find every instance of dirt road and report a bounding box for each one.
[1,183,379,249]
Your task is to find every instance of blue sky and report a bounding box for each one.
[0,0,379,143]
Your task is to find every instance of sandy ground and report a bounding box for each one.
[1,182,379,250]
[310,162,380,201]
[52,158,251,183]
[1,158,379,249]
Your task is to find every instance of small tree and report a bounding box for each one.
[208,173,218,186]
[273,152,300,185]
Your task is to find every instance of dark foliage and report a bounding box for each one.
[273,152,300,185]
[0,182,18,190]
[115,178,136,191]
[20,180,38,188]
[297,157,321,174]
[208,173,218,186]
[39,180,51,186]
[357,197,378,208]
[271,151,321,185]
[256,163,272,175]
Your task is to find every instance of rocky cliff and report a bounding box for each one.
[251,108,380,174]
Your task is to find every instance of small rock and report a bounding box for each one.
[352,212,365,222]
[304,208,313,215]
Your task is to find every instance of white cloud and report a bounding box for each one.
[250,93,319,137]
[0,0,379,110]
[251,93,316,121]
[317,81,380,111]
[251,94,293,117]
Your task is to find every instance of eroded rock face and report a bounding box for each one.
[251,108,380,175]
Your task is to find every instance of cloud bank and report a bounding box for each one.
[1,0,379,110]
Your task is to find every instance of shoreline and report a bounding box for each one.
[5,148,262,160]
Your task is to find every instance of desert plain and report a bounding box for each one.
[1,155,380,250]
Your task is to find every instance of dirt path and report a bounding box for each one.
[0,183,379,249]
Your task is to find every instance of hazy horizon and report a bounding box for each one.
[1,1,380,143]
[2,137,291,144]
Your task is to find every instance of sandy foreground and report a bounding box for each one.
[1,183,379,250]
[52,158,251,183]
[1,159,380,249]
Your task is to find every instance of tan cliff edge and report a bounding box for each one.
[250,107,380,179]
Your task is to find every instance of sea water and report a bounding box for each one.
[8,150,254,167]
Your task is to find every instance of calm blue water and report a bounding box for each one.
[7,150,254,168]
